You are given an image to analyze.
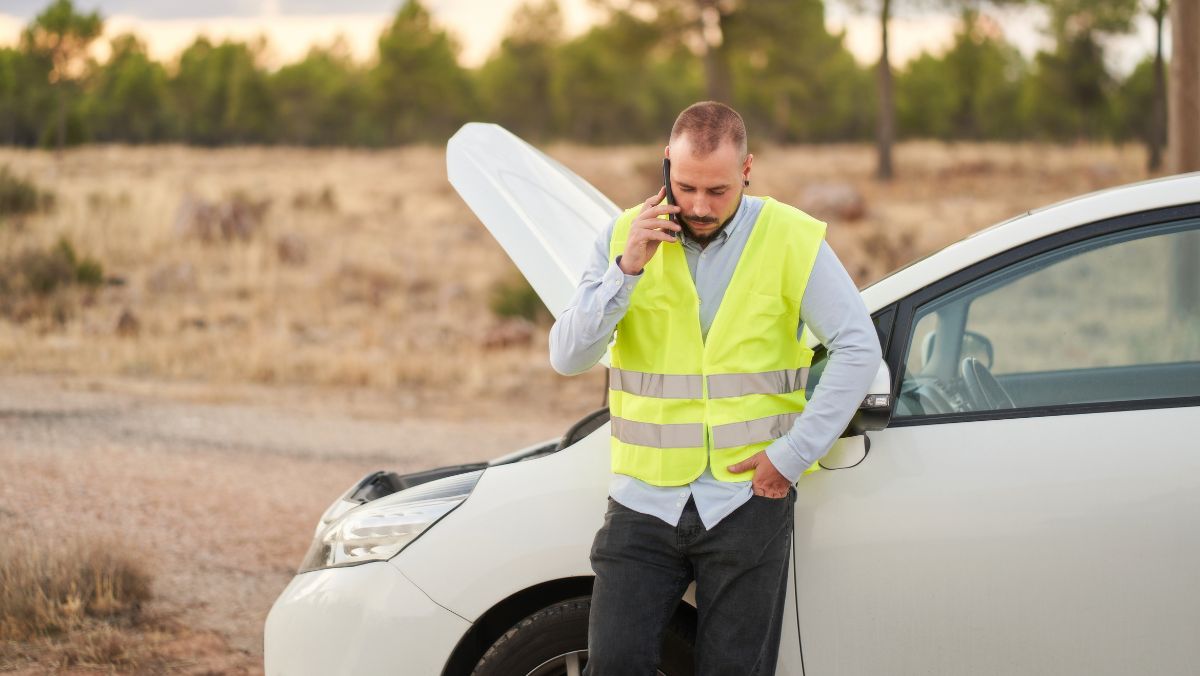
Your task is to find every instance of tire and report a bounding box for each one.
[470,596,695,676]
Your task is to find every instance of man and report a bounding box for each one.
[549,101,880,675]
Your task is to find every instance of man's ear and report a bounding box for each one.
[742,152,754,183]
[664,144,671,159]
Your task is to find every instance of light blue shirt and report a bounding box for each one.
[549,195,880,529]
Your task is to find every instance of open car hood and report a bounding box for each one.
[447,123,620,322]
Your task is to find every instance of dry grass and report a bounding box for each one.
[0,531,253,673]
[0,142,1155,409]
[0,534,162,670]
[0,535,151,642]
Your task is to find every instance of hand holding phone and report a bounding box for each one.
[616,167,682,274]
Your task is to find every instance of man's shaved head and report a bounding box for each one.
[669,101,748,158]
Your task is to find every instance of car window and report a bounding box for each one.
[895,218,1200,418]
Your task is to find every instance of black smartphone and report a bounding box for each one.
[662,158,682,235]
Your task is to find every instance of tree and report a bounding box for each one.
[551,10,702,143]
[1020,0,1138,140]
[1145,0,1169,170]
[271,39,369,145]
[1168,0,1199,174]
[875,0,897,178]
[724,0,874,143]
[845,0,1030,179]
[0,48,52,146]
[83,34,174,143]
[1167,0,1199,314]
[172,37,276,145]
[1114,57,1159,142]
[594,0,740,103]
[21,0,102,152]
[896,12,1028,140]
[477,0,564,140]
[370,0,475,144]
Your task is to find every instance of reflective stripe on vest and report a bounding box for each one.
[609,366,808,400]
[606,197,828,486]
[707,367,809,399]
[711,412,802,449]
[609,368,704,399]
[611,416,705,448]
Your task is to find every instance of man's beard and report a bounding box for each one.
[680,189,744,246]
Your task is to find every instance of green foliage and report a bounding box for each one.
[0,0,1173,147]
[897,13,1027,140]
[1043,0,1139,37]
[476,0,563,141]
[0,165,54,217]
[551,11,702,143]
[1016,0,1138,141]
[1019,30,1116,140]
[173,37,277,145]
[0,47,55,146]
[371,0,475,144]
[22,0,103,150]
[271,41,370,145]
[82,34,174,142]
[726,0,874,142]
[21,0,102,74]
[1111,56,1159,142]
[490,272,549,322]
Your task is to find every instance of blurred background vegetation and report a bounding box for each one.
[0,0,1176,164]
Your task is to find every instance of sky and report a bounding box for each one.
[0,0,1166,75]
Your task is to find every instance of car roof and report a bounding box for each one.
[859,171,1200,312]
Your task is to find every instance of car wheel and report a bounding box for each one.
[471,596,695,676]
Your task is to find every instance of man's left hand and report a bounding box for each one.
[726,452,792,499]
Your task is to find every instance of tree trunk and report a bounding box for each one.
[1148,0,1167,172]
[876,0,895,181]
[698,1,732,103]
[1168,0,1199,315]
[702,43,732,103]
[56,84,65,154]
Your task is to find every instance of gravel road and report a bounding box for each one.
[0,374,588,672]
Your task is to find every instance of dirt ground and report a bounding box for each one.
[0,373,587,673]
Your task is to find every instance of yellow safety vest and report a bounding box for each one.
[607,197,827,486]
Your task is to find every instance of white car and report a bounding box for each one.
[264,124,1200,676]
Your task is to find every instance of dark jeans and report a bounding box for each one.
[583,490,796,676]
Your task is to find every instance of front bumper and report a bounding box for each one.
[264,562,470,675]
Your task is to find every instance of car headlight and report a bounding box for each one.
[298,469,484,573]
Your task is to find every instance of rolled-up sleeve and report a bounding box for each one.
[764,242,882,483]
[549,219,643,376]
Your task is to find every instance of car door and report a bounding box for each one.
[791,206,1200,675]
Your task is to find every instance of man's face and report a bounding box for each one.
[666,134,753,245]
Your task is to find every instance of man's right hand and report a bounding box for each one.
[618,187,682,275]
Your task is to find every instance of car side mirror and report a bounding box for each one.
[847,360,892,435]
